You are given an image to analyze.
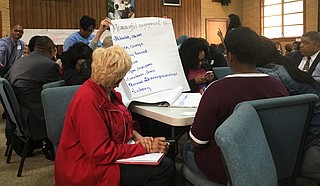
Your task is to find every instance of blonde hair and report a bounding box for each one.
[91,45,132,88]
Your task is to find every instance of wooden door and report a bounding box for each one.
[206,18,227,45]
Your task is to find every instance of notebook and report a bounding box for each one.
[115,153,165,165]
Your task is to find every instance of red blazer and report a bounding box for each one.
[55,78,146,186]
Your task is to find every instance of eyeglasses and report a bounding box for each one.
[14,29,24,33]
[83,28,94,33]
[199,58,206,63]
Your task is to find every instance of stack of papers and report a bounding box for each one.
[115,153,165,165]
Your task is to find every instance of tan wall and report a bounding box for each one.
[242,0,261,34]
[201,0,243,38]
[305,0,318,32]
[0,0,10,37]
[201,0,318,39]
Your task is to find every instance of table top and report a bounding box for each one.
[129,104,197,127]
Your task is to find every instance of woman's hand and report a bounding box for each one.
[217,28,224,40]
[195,75,207,85]
[150,137,169,153]
[205,71,214,82]
[135,136,154,153]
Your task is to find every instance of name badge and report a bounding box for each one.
[17,45,22,50]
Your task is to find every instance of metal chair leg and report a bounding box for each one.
[4,143,10,156]
[6,135,15,163]
[17,137,32,177]
[4,121,15,157]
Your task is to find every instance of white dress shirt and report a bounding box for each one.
[298,50,320,71]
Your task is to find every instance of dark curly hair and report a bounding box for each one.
[61,42,93,69]
[224,27,263,65]
[179,38,208,74]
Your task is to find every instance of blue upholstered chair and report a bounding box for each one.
[181,94,318,186]
[215,103,278,186]
[42,80,65,89]
[239,93,318,185]
[181,104,278,186]
[0,78,33,177]
[212,67,232,79]
[41,85,80,156]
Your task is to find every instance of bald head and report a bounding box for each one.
[34,36,55,58]
[10,25,24,42]
[103,36,113,48]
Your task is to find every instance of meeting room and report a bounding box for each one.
[0,0,319,185]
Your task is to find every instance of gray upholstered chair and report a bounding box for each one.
[0,78,34,177]
[42,80,65,89]
[212,67,232,79]
[239,93,318,185]
[181,103,278,186]
[181,164,225,186]
[215,103,278,186]
[41,85,80,157]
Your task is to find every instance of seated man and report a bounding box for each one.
[182,27,289,185]
[63,15,101,52]
[5,36,61,159]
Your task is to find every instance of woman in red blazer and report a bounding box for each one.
[55,46,175,186]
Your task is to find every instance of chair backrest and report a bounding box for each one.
[41,85,80,152]
[212,67,233,79]
[215,103,278,186]
[42,80,65,89]
[238,94,318,184]
[0,78,25,136]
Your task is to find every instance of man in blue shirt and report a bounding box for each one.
[63,15,101,52]
[0,24,25,77]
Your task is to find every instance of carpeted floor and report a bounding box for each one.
[0,110,55,186]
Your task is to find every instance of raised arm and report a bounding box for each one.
[89,18,112,50]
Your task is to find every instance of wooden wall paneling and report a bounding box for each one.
[97,0,107,22]
[10,0,21,26]
[90,0,96,18]
[33,0,42,28]
[74,0,82,27]
[82,0,89,24]
[48,0,57,28]
[135,0,201,39]
[26,0,33,28]
[10,0,199,37]
[40,0,48,28]
[58,1,71,28]
[91,0,99,22]
[20,0,27,27]
[85,0,91,16]
[134,0,147,17]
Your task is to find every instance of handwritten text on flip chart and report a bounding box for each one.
[111,18,189,99]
